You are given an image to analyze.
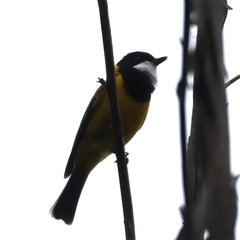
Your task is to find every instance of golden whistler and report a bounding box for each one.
[50,52,167,224]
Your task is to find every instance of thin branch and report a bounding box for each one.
[177,1,236,237]
[191,1,237,239]
[176,0,191,238]
[225,74,240,88]
[97,1,135,240]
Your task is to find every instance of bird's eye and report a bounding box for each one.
[134,57,140,62]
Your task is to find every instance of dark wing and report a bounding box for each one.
[64,84,106,178]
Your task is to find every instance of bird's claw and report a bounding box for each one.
[97,77,107,87]
[114,152,129,166]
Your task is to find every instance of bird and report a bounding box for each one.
[50,51,167,225]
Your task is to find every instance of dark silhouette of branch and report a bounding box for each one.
[177,0,237,239]
[176,0,191,238]
[97,1,135,239]
[191,2,237,238]
[225,74,240,88]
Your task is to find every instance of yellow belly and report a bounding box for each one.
[74,70,150,172]
[116,73,150,143]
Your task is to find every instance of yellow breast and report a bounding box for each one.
[115,67,150,144]
[74,67,151,171]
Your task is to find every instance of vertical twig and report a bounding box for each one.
[97,1,135,239]
[192,1,237,239]
[177,0,237,239]
[176,0,191,238]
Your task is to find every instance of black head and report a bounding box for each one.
[117,51,167,102]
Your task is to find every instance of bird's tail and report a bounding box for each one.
[50,171,88,225]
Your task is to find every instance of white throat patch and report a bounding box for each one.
[133,61,158,85]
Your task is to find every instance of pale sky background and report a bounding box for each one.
[0,1,239,239]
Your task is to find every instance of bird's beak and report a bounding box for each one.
[153,56,167,66]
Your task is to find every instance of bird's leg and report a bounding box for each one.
[114,152,129,165]
[97,77,107,87]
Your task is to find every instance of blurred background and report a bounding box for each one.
[0,1,239,239]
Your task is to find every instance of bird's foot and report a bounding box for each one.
[97,77,107,87]
[114,152,129,165]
